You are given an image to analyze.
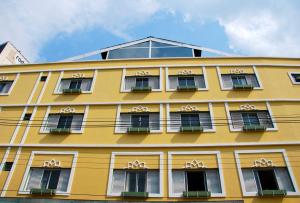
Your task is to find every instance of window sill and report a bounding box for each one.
[121,89,162,93]
[230,128,277,132]
[53,91,92,95]
[19,190,70,196]
[166,88,208,92]
[40,130,83,134]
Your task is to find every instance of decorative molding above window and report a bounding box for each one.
[135,71,149,76]
[43,159,61,168]
[131,105,150,112]
[179,105,199,112]
[253,158,274,167]
[229,68,244,74]
[240,104,256,111]
[0,76,8,81]
[184,160,207,169]
[60,106,76,114]
[72,73,85,78]
[126,160,148,169]
[178,69,193,75]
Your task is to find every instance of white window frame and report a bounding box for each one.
[19,151,78,196]
[288,72,300,84]
[217,66,263,90]
[168,151,226,197]
[0,73,20,96]
[39,105,89,134]
[54,70,97,94]
[166,66,208,91]
[234,149,300,197]
[120,67,163,92]
[166,103,215,133]
[107,152,163,197]
[114,104,163,134]
[225,102,278,132]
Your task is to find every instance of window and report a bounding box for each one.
[290,73,300,83]
[242,168,295,193]
[172,169,222,194]
[44,113,84,132]
[40,76,47,81]
[23,113,32,121]
[221,74,259,89]
[111,170,159,195]
[0,81,13,94]
[230,111,274,129]
[124,76,159,91]
[26,168,71,192]
[117,113,160,133]
[169,75,205,90]
[58,78,92,93]
[169,112,212,131]
[2,162,13,171]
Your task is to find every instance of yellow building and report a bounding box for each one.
[0,37,299,203]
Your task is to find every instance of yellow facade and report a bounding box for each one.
[0,55,299,203]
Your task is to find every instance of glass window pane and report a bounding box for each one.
[69,79,82,89]
[41,170,51,189]
[57,115,73,129]
[48,170,61,189]
[242,113,260,126]
[127,171,137,192]
[242,169,257,192]
[151,41,176,47]
[138,171,147,192]
[135,78,149,88]
[232,75,247,85]
[275,168,295,192]
[131,115,149,128]
[181,114,200,127]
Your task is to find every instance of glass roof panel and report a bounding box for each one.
[121,41,150,48]
[151,47,193,58]
[151,41,176,47]
[108,47,149,59]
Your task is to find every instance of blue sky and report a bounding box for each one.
[1,0,300,62]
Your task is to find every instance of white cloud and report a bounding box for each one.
[160,0,300,57]
[1,0,300,61]
[0,0,160,61]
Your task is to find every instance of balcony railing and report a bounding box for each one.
[183,191,211,198]
[232,84,254,90]
[131,86,152,92]
[243,124,267,132]
[121,191,149,198]
[30,188,56,196]
[49,128,71,134]
[180,126,203,133]
[177,85,198,91]
[62,88,82,94]
[258,189,287,197]
[127,127,150,134]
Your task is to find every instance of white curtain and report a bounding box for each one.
[230,112,243,129]
[26,168,44,190]
[149,77,160,89]
[221,75,233,88]
[168,76,178,89]
[149,113,160,131]
[56,169,71,192]
[206,169,222,193]
[1,82,13,93]
[58,79,71,92]
[242,169,257,192]
[172,170,185,194]
[245,74,259,87]
[80,79,92,91]
[124,77,136,90]
[71,114,84,131]
[275,168,295,192]
[147,170,159,194]
[118,113,131,132]
[169,113,181,131]
[194,75,206,88]
[199,112,212,130]
[111,170,126,193]
[45,114,60,131]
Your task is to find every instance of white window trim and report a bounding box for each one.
[53,70,97,94]
[19,151,78,196]
[166,67,208,91]
[39,105,89,134]
[168,151,226,197]
[166,103,215,133]
[0,73,20,96]
[288,72,300,84]
[224,102,278,132]
[107,151,163,197]
[120,67,163,92]
[217,66,263,90]
[234,149,300,197]
[114,104,163,134]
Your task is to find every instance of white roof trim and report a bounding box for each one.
[59,37,237,62]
